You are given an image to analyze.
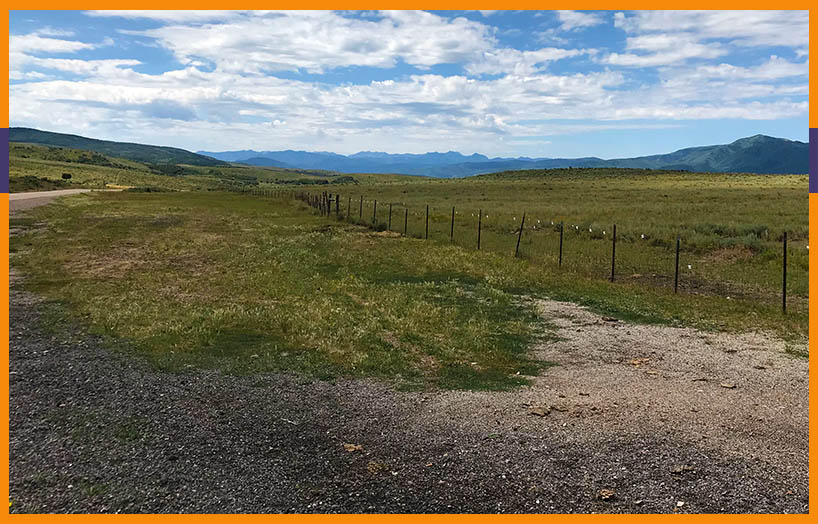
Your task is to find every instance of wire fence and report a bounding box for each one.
[249,187,801,314]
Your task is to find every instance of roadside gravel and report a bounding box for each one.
[9,282,808,513]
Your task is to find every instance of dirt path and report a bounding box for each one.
[10,189,100,212]
[9,284,808,513]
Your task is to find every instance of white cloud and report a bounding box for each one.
[604,11,808,68]
[556,10,605,31]
[8,10,809,155]
[466,47,590,76]
[86,10,241,23]
[10,33,96,54]
[691,56,807,81]
[10,30,119,82]
[127,11,495,74]
[606,36,727,67]
[614,10,808,49]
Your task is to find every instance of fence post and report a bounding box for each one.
[347,196,351,221]
[477,209,482,250]
[674,235,680,293]
[373,200,377,226]
[515,213,526,258]
[450,206,455,241]
[425,205,429,240]
[388,203,392,231]
[359,195,363,221]
[404,208,408,236]
[335,194,339,216]
[783,231,788,314]
[610,224,617,282]
[559,221,563,267]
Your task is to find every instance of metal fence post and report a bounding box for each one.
[610,224,616,282]
[674,235,680,293]
[783,231,788,314]
[477,209,482,250]
[450,206,455,241]
[515,213,526,258]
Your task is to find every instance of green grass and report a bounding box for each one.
[304,168,808,310]
[9,175,71,192]
[10,167,808,390]
[12,192,560,390]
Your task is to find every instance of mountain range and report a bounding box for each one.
[200,135,808,177]
[8,127,808,176]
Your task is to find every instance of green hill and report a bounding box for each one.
[600,135,808,174]
[9,127,227,167]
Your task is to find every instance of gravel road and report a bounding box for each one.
[10,189,97,212]
[9,271,808,514]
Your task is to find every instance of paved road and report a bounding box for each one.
[10,189,99,213]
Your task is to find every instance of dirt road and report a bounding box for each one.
[8,276,807,513]
[10,189,96,212]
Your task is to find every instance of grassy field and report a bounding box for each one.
[10,147,808,390]
[296,168,808,310]
[12,192,565,390]
[11,184,807,391]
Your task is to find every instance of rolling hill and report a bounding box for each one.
[10,127,227,167]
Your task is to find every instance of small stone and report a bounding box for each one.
[720,383,736,389]
[597,489,616,501]
[676,501,685,508]
[530,406,551,417]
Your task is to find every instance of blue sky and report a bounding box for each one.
[9,10,809,158]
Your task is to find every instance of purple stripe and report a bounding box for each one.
[811,128,818,193]
[1,128,8,194]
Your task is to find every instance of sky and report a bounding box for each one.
[9,10,810,159]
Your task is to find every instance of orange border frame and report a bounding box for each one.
[1,6,814,520]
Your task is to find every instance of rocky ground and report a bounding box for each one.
[9,277,808,513]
